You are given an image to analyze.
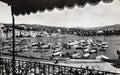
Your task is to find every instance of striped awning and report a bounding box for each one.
[0,0,113,16]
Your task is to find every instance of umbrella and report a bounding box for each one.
[0,0,114,75]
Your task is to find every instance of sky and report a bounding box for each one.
[0,0,120,28]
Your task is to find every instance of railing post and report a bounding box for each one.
[34,62,36,74]
[48,64,50,75]
[44,64,46,75]
[39,63,41,74]
[1,58,3,75]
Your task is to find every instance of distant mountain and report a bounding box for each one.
[99,24,120,31]
[73,24,120,31]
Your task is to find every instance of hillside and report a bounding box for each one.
[87,24,120,31]
[2,23,120,31]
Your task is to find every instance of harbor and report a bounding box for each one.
[1,36,120,59]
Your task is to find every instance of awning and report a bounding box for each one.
[0,0,113,16]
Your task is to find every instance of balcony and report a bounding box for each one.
[0,57,119,75]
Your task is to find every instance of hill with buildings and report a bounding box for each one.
[2,23,120,31]
[1,23,120,36]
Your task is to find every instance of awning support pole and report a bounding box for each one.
[11,6,15,75]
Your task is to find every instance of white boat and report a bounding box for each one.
[53,52,62,56]
[72,44,80,49]
[32,42,39,46]
[90,49,97,53]
[96,43,102,46]
[102,45,108,48]
[83,48,89,52]
[67,40,79,46]
[102,42,108,45]
[87,39,94,44]
[23,48,30,52]
[53,48,62,53]
[72,52,81,58]
[2,46,11,50]
[39,43,51,49]
[83,53,90,58]
[80,40,86,43]
[100,47,107,51]
[96,55,109,60]
[101,55,109,59]
[52,45,62,49]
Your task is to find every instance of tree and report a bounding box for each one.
[26,27,32,37]
[3,26,12,39]
[17,25,27,38]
